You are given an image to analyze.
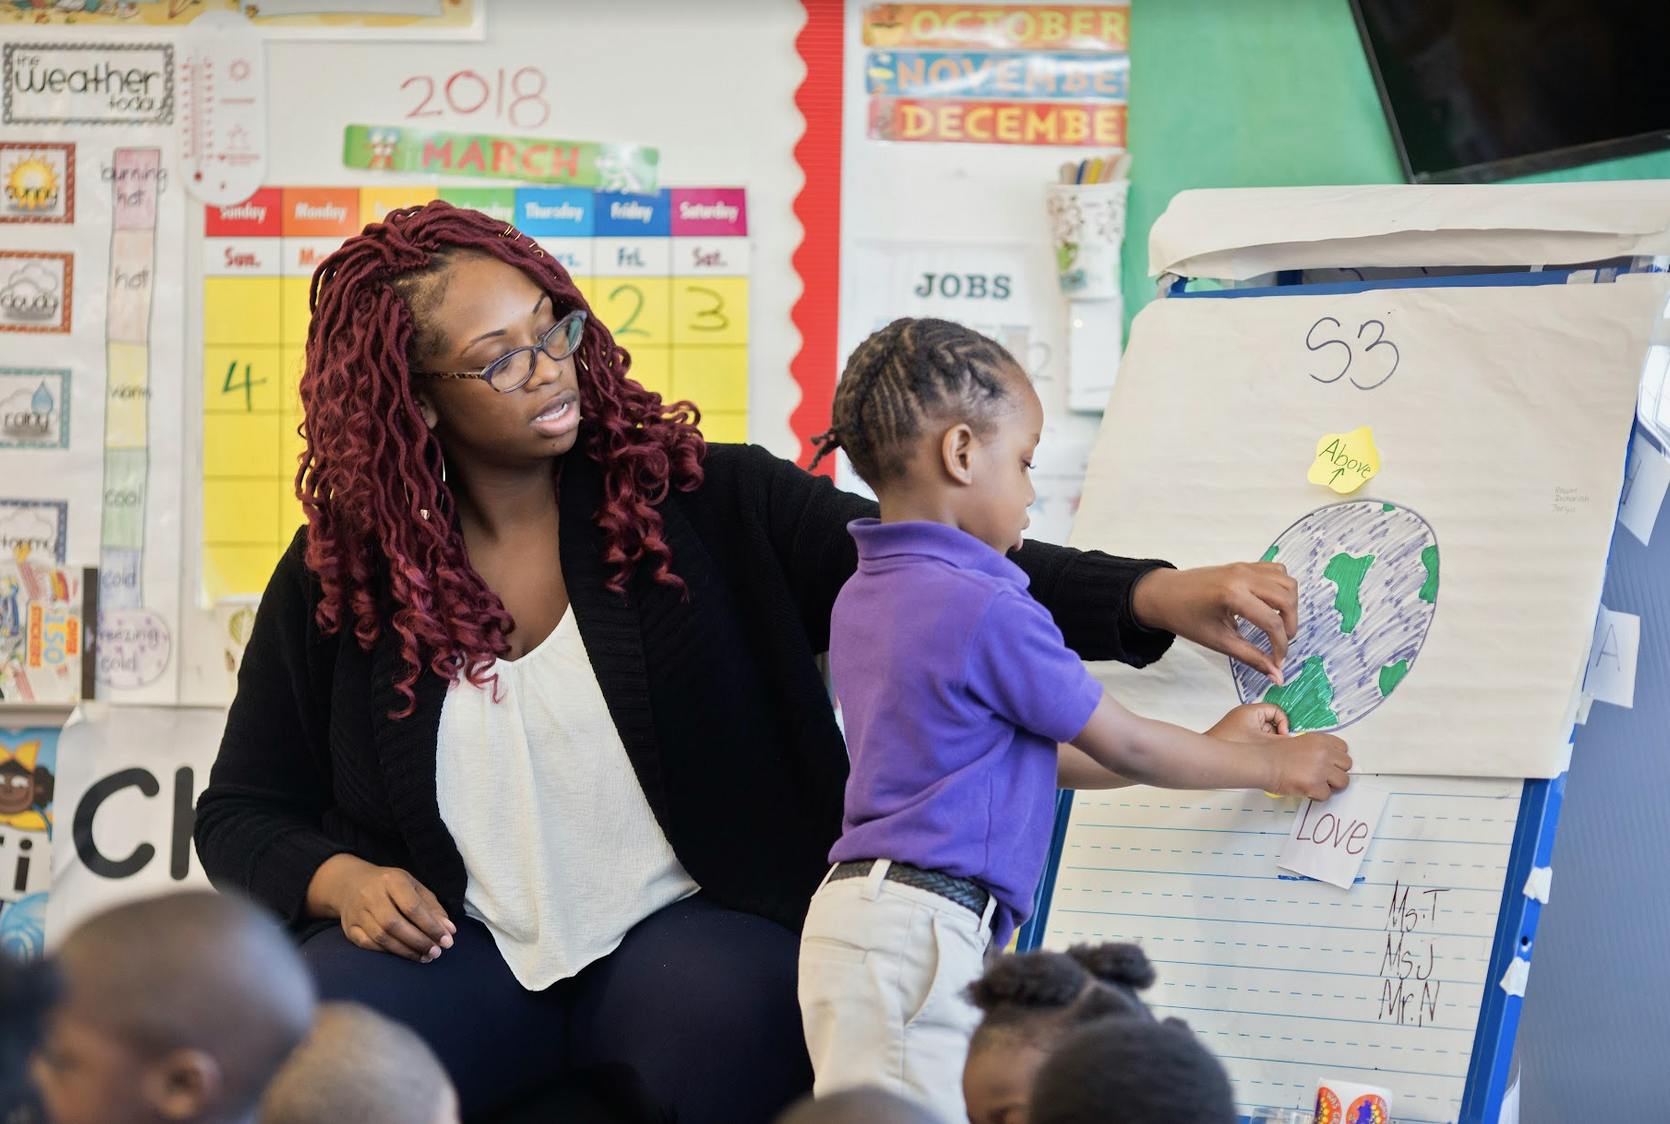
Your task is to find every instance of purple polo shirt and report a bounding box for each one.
[828,519,1104,946]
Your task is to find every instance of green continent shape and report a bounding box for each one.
[1419,545,1440,603]
[1260,543,1279,563]
[1323,551,1376,634]
[1378,659,1410,698]
[1263,656,1340,731]
[1383,503,1396,512]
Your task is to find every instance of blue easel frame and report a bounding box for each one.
[1017,262,1657,1123]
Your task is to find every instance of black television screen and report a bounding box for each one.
[1349,0,1670,183]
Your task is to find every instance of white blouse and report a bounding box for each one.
[435,610,698,990]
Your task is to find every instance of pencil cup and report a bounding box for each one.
[1314,1076,1392,1123]
[1045,180,1130,300]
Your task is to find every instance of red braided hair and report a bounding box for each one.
[297,201,705,715]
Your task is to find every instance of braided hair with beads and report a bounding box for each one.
[809,317,1023,486]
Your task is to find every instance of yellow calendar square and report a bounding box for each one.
[204,277,282,346]
[672,348,748,414]
[281,347,306,418]
[276,483,304,547]
[205,544,283,602]
[360,186,438,226]
[624,345,672,401]
[204,346,283,415]
[204,479,279,545]
[279,414,307,481]
[205,413,282,478]
[279,277,314,347]
[672,278,748,346]
[593,277,671,347]
[700,412,748,444]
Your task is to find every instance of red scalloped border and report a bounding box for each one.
[789,0,844,473]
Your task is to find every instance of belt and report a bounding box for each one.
[828,859,992,919]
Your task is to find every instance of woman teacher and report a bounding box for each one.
[195,203,1298,1123]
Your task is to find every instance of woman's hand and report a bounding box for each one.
[306,853,456,963]
[1132,563,1299,684]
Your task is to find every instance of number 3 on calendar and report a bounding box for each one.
[673,279,747,346]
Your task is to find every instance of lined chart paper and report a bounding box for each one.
[1043,777,1521,1123]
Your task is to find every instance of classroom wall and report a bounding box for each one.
[1120,0,1670,326]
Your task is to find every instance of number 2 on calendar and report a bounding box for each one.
[609,284,648,337]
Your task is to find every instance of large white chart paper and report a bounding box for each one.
[1070,274,1669,777]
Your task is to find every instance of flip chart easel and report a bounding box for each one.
[1018,183,1670,1123]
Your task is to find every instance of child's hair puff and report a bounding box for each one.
[966,942,1158,1053]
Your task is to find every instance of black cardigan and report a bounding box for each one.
[194,443,1174,935]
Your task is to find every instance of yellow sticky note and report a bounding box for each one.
[1309,426,1380,494]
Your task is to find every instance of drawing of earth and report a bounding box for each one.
[1232,500,1439,732]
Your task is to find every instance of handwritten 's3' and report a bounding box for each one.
[1305,316,1400,390]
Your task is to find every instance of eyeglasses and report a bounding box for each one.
[415,309,588,393]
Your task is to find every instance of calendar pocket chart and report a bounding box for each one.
[199,184,749,601]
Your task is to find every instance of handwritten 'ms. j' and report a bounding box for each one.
[1380,879,1448,1028]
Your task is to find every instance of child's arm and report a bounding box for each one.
[1068,697,1351,800]
[1057,702,1292,790]
[1058,742,1136,789]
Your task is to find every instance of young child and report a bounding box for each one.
[962,944,1159,1124]
[798,318,1351,1113]
[260,1003,458,1124]
[2,953,57,1124]
[30,891,315,1124]
[776,1087,945,1124]
[1027,1015,1236,1124]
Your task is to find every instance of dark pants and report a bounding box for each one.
[301,894,812,1123]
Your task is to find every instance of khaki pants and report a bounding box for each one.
[798,860,997,1118]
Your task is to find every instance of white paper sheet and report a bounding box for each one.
[1618,432,1670,546]
[1584,607,1640,710]
[45,705,222,946]
[1279,783,1389,890]
[1071,276,1668,777]
[1045,776,1522,1124]
[1150,183,1670,280]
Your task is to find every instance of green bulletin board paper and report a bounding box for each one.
[1122,0,1670,327]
